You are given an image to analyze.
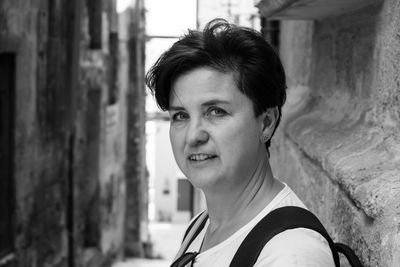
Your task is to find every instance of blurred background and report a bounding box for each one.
[1,0,400,266]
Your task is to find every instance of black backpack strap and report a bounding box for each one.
[182,211,208,242]
[335,242,363,267]
[173,211,209,262]
[230,206,341,267]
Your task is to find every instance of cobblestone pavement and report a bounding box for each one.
[113,222,187,267]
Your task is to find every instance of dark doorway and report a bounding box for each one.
[177,179,193,213]
[83,89,101,247]
[0,53,16,257]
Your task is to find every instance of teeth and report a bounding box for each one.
[189,154,214,161]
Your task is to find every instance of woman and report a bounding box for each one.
[145,19,335,266]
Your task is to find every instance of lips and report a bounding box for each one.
[188,154,217,161]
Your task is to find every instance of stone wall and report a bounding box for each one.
[0,1,79,266]
[124,0,148,257]
[0,0,140,266]
[267,0,400,265]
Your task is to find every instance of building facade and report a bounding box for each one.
[0,0,147,266]
[256,0,400,265]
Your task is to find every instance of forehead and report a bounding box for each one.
[169,67,247,107]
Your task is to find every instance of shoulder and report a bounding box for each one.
[254,228,336,267]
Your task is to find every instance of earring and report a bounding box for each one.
[261,134,270,143]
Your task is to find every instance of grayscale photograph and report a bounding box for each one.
[0,0,399,267]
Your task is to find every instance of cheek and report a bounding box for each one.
[169,128,183,155]
[219,121,261,153]
[223,118,260,141]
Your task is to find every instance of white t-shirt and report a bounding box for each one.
[183,184,335,267]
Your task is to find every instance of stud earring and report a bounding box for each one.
[261,134,270,143]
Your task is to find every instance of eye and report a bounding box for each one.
[171,112,189,121]
[207,107,227,117]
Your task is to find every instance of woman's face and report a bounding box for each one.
[168,67,267,192]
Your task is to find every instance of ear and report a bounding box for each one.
[260,107,279,141]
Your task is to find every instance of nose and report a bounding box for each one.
[187,118,209,147]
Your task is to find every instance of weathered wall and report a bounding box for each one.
[124,0,149,257]
[0,0,133,266]
[76,0,128,266]
[0,1,78,266]
[268,0,400,266]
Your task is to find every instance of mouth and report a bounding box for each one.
[188,154,217,161]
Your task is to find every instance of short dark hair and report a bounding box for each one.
[145,19,287,149]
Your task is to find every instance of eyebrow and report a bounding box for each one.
[169,99,231,111]
[168,106,185,111]
[201,99,231,107]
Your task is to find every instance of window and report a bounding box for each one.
[261,18,280,51]
[177,178,193,212]
[0,53,16,257]
[108,32,119,105]
[86,0,103,49]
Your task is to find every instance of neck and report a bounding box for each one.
[203,155,282,234]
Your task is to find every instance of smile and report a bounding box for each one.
[188,154,216,161]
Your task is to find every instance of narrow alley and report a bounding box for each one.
[113,222,186,267]
[1,0,400,267]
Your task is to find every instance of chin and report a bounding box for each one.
[186,174,219,189]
